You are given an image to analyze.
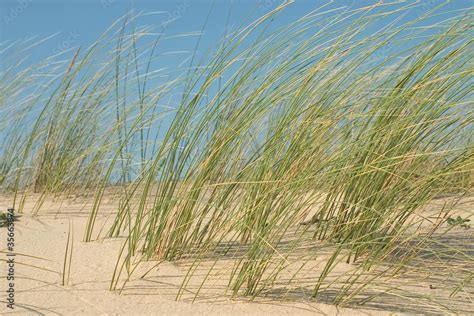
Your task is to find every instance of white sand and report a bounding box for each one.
[1,193,472,315]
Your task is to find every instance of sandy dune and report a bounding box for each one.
[0,193,472,315]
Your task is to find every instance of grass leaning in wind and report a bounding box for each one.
[91,4,472,309]
[93,3,473,308]
[1,1,473,312]
[2,13,178,214]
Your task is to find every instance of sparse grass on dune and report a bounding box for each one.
[1,1,473,313]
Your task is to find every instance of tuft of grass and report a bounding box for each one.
[447,216,471,229]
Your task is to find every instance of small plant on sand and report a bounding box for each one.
[447,216,471,230]
[0,212,7,225]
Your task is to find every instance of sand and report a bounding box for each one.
[0,193,472,315]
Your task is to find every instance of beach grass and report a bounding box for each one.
[1,1,472,312]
